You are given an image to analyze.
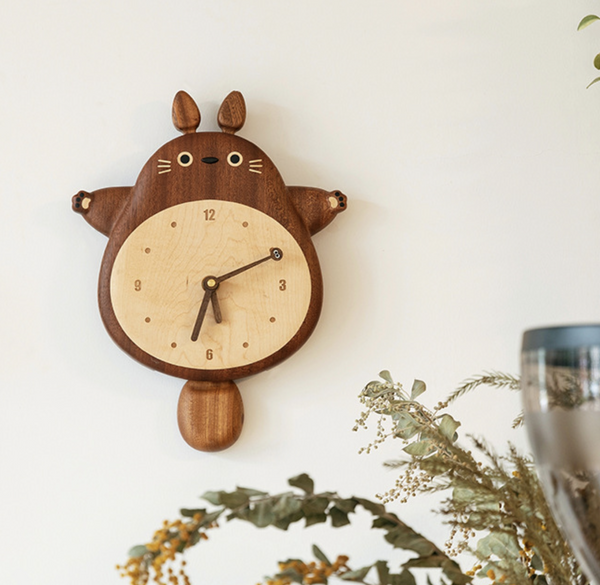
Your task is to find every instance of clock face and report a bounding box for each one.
[109,199,312,371]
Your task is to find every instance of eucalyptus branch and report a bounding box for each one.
[119,473,470,585]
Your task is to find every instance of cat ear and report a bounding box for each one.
[218,91,246,134]
[172,91,201,134]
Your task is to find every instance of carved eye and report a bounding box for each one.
[177,152,193,167]
[227,152,243,167]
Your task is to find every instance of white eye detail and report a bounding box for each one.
[227,152,243,167]
[177,152,193,167]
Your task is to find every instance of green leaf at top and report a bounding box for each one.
[312,544,331,566]
[380,370,394,383]
[578,15,600,30]
[410,379,426,400]
[288,473,314,494]
[587,76,600,89]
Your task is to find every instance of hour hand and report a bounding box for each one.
[191,288,213,342]
[211,292,222,324]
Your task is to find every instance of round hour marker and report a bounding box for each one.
[171,342,177,348]
[242,222,248,228]
[243,342,249,348]
[145,248,151,254]
[270,317,276,323]
[145,317,151,323]
[171,222,177,228]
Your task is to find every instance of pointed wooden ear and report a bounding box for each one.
[218,91,246,134]
[172,91,201,134]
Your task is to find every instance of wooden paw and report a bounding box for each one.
[72,190,92,214]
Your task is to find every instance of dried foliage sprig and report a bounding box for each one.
[119,473,469,585]
[354,371,586,585]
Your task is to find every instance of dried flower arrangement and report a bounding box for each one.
[118,372,585,585]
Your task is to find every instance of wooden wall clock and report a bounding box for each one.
[72,90,347,451]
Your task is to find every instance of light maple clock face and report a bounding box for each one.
[109,199,312,370]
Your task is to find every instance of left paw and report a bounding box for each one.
[72,190,92,214]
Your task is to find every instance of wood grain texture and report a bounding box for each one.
[177,380,243,451]
[172,90,201,134]
[97,131,326,382]
[217,91,246,134]
[287,187,348,235]
[71,187,131,236]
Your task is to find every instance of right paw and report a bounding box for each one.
[72,191,92,214]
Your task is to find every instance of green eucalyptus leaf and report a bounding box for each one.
[288,473,314,494]
[587,76,600,89]
[273,493,302,519]
[594,53,600,70]
[403,440,435,457]
[305,513,328,527]
[376,560,390,585]
[340,566,372,581]
[273,509,304,530]
[380,370,394,383]
[330,506,351,527]
[180,507,206,518]
[201,490,223,505]
[312,544,332,565]
[199,510,222,526]
[391,569,417,585]
[372,516,397,530]
[334,498,358,513]
[247,501,275,528]
[128,545,149,558]
[438,414,461,441]
[236,486,268,497]
[302,496,330,515]
[441,559,472,584]
[384,528,436,556]
[220,491,250,509]
[354,497,386,516]
[477,532,520,559]
[410,379,426,400]
[578,14,600,30]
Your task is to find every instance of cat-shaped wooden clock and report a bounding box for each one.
[72,90,347,451]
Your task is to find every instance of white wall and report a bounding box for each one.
[2,1,600,583]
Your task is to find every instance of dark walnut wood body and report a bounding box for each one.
[72,90,347,450]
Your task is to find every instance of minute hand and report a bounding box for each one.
[215,247,283,284]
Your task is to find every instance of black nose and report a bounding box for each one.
[201,157,219,164]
